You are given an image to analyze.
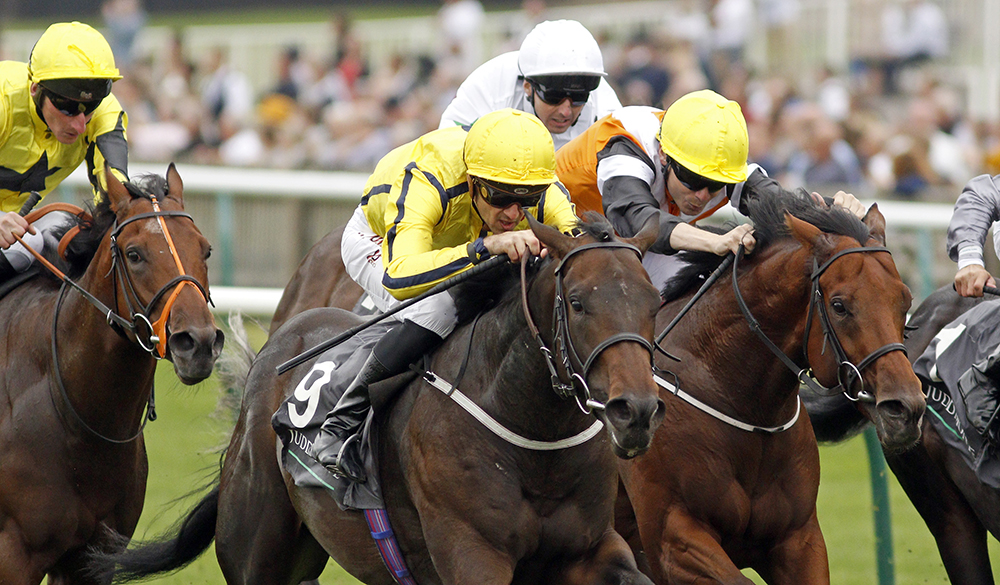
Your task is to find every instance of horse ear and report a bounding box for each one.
[104,162,131,212]
[166,162,185,204]
[862,202,887,245]
[621,214,659,256]
[786,211,835,260]
[527,212,574,260]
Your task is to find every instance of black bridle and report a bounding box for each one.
[733,243,906,403]
[521,241,655,414]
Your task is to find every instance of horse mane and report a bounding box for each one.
[450,213,615,325]
[62,174,162,278]
[661,185,871,302]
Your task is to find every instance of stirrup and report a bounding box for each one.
[326,433,367,483]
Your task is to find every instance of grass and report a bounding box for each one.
[137,321,999,584]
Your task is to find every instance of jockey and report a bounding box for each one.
[310,108,580,482]
[438,19,621,151]
[949,173,1000,297]
[555,89,865,291]
[0,21,129,278]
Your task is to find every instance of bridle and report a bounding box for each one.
[521,241,655,414]
[733,242,906,403]
[20,194,211,443]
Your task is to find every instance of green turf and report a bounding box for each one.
[138,327,998,584]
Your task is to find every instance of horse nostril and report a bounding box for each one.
[213,330,226,356]
[604,398,634,428]
[169,332,195,355]
[876,399,907,421]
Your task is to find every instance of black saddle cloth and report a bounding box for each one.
[913,299,1000,488]
[271,320,417,510]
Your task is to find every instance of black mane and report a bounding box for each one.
[63,174,162,278]
[661,186,871,302]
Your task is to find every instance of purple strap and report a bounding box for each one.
[364,508,418,585]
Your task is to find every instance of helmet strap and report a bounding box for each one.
[29,84,53,133]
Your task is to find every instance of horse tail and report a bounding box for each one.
[88,485,220,582]
[800,387,871,443]
[215,311,258,418]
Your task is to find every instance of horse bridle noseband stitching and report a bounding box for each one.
[733,243,907,403]
[521,241,655,414]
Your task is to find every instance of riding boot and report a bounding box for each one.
[310,319,444,482]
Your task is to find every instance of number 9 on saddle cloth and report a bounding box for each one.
[913,300,1000,486]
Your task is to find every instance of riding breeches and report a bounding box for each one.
[642,251,694,293]
[341,205,459,338]
[1,210,77,272]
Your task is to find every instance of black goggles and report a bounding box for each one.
[669,159,728,193]
[527,76,600,107]
[44,89,101,117]
[473,177,547,209]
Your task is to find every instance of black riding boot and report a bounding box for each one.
[310,319,443,482]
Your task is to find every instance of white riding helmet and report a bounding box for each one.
[517,20,607,78]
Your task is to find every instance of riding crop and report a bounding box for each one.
[276,253,510,375]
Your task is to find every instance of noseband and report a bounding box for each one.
[733,243,906,403]
[522,241,654,414]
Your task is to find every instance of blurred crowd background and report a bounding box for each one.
[3,0,997,204]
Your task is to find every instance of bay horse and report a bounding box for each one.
[614,189,925,584]
[0,164,224,585]
[91,214,667,585]
[806,283,1000,584]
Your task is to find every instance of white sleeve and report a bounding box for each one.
[438,54,517,129]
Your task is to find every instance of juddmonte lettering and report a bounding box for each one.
[927,385,974,454]
[289,429,313,453]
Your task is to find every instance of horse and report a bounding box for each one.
[89,213,668,585]
[613,189,925,584]
[805,282,1000,585]
[0,164,224,585]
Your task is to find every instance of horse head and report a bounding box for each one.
[526,212,665,458]
[101,164,225,384]
[789,203,924,452]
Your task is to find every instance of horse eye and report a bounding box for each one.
[205,245,212,260]
[125,249,142,263]
[830,299,848,315]
[569,298,584,312]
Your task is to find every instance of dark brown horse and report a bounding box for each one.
[0,164,223,585]
[91,214,667,584]
[806,283,1000,584]
[615,190,925,584]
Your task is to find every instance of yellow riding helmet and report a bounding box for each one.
[28,22,122,101]
[464,108,557,186]
[658,89,749,184]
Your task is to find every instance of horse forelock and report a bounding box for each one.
[746,186,870,249]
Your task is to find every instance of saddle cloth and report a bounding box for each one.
[270,319,404,511]
[912,299,1000,488]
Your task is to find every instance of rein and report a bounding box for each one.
[16,195,211,443]
[733,242,906,403]
[521,241,654,414]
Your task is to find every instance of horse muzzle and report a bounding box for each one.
[600,394,666,458]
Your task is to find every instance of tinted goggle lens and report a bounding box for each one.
[530,81,592,107]
[46,90,101,117]
[475,178,546,209]
[671,160,727,193]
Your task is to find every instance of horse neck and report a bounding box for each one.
[55,241,157,428]
[685,243,813,412]
[460,269,595,440]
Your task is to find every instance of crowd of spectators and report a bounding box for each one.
[102,0,1000,203]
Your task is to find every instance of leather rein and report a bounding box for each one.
[520,241,655,414]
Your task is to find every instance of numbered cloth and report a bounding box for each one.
[912,300,1000,488]
[271,320,399,511]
